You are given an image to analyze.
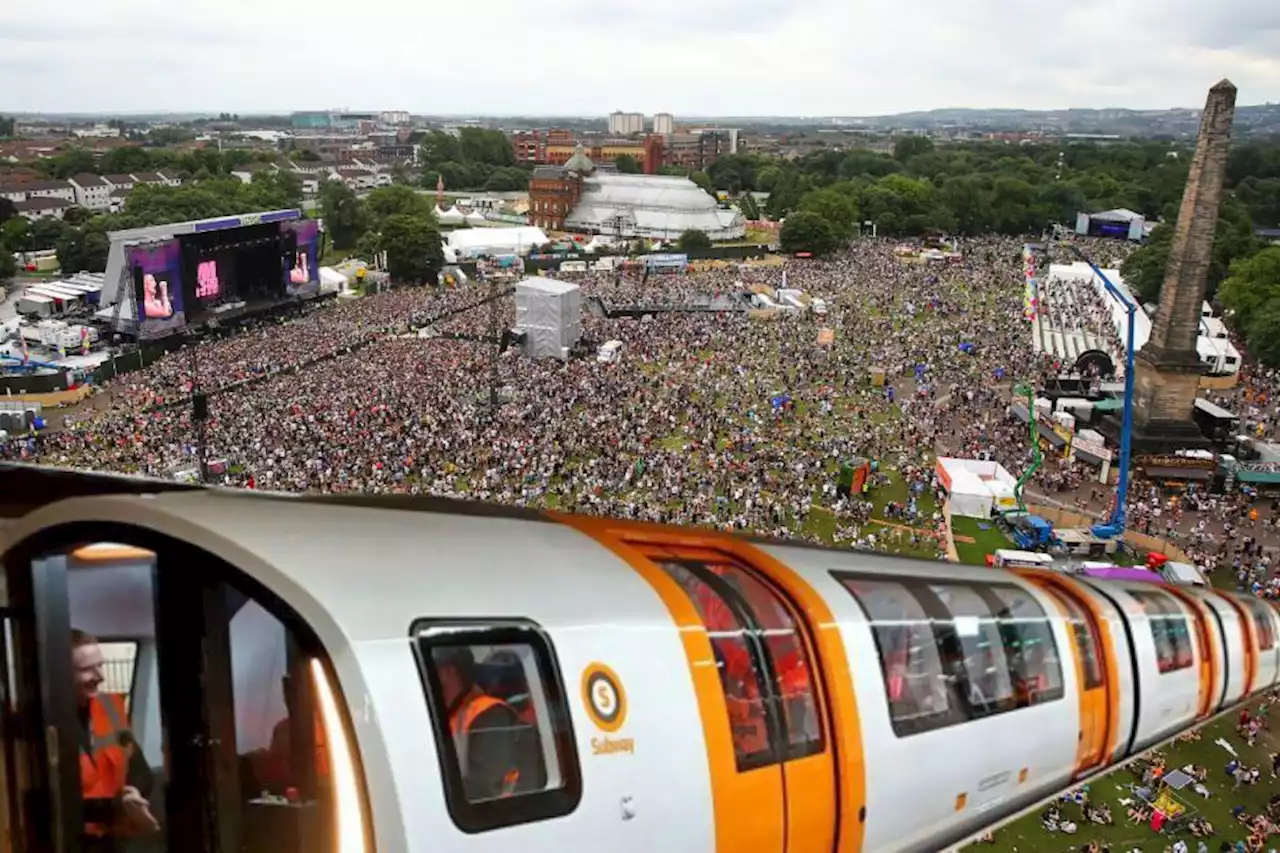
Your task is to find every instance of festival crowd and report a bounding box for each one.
[6,234,1280,585]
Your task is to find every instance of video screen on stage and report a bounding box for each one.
[283,219,320,298]
[129,240,187,340]
[177,221,293,323]
[1088,220,1131,239]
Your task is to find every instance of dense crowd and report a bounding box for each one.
[8,234,1280,579]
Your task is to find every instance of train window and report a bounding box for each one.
[412,620,581,833]
[1245,600,1276,651]
[1051,592,1103,690]
[986,586,1066,706]
[656,561,778,770]
[927,583,1017,717]
[1129,590,1193,674]
[701,562,823,759]
[836,576,959,737]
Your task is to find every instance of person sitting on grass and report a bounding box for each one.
[1086,803,1113,825]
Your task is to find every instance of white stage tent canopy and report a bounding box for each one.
[446,226,550,258]
[936,457,1019,519]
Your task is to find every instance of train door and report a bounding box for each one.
[1164,588,1218,719]
[1018,572,1115,775]
[631,542,838,853]
[2,530,341,853]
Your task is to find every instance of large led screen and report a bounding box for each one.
[128,240,186,339]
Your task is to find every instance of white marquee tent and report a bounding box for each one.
[446,226,550,259]
[936,457,1019,519]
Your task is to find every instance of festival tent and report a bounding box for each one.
[437,206,465,226]
[936,457,1019,519]
[446,226,550,259]
[464,210,487,225]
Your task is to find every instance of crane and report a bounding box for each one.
[1065,244,1136,541]
[1012,382,1042,512]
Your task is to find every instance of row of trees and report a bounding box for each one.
[33,145,279,182]
[0,172,306,276]
[723,137,1280,255]
[321,182,443,284]
[417,128,530,193]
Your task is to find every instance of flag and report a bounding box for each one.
[19,336,29,364]
[80,326,90,355]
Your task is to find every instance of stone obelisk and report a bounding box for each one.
[1131,79,1237,453]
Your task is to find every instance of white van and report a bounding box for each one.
[597,340,623,363]
[992,549,1054,569]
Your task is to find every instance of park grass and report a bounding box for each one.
[967,693,1280,852]
[951,515,1014,565]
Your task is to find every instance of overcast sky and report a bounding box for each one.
[2,0,1278,116]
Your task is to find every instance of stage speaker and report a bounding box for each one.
[193,393,209,421]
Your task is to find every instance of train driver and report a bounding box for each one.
[434,647,541,801]
[72,629,160,853]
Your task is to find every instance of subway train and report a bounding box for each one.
[0,463,1277,853]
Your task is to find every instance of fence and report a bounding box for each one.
[1026,503,1191,562]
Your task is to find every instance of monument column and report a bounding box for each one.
[1132,79,1237,452]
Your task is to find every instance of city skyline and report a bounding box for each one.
[2,0,1278,115]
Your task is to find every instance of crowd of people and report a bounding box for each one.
[6,233,1280,585]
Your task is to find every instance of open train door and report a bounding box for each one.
[1018,570,1117,775]
[560,516,860,853]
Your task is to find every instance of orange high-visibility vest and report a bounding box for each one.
[81,694,130,838]
[450,691,519,794]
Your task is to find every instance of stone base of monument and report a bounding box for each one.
[1098,414,1213,456]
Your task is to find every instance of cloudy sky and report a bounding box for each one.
[2,0,1278,115]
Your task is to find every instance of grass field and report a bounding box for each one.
[951,515,1013,565]
[967,693,1280,851]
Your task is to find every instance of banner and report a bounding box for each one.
[1071,434,1112,462]
[283,219,321,298]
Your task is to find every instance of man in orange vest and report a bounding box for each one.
[72,629,159,853]
[435,647,540,800]
[248,674,330,794]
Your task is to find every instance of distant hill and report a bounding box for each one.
[800,104,1280,138]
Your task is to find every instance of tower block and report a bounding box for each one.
[1131,79,1237,453]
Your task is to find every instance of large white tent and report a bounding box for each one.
[446,226,550,259]
[936,457,1019,519]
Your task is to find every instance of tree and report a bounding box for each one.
[738,193,761,221]
[676,229,712,252]
[0,115,14,138]
[55,220,109,273]
[365,185,434,224]
[0,248,14,281]
[893,136,935,163]
[797,188,859,240]
[1218,247,1280,346]
[100,146,154,175]
[376,214,444,284]
[779,211,837,256]
[613,154,641,174]
[1240,299,1280,368]
[1121,196,1262,303]
[319,180,366,250]
[0,197,15,224]
[690,171,715,197]
[1,217,30,252]
[62,206,93,227]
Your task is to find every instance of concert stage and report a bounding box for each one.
[97,210,325,341]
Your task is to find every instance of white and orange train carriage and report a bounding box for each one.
[0,463,1276,853]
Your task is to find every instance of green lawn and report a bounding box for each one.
[969,694,1280,851]
[951,515,1013,565]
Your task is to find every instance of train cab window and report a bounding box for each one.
[655,561,778,769]
[926,583,1017,716]
[412,620,581,833]
[986,586,1065,706]
[1130,590,1193,673]
[1245,599,1276,651]
[697,562,823,758]
[836,576,958,736]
